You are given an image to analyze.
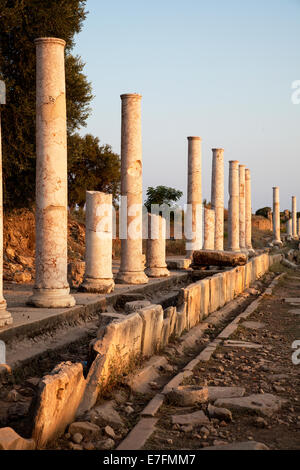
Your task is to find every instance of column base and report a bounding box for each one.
[272,240,283,246]
[145,267,170,278]
[0,302,13,327]
[28,288,76,308]
[115,271,149,285]
[80,277,115,294]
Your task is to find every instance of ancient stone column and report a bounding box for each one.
[0,99,13,326]
[245,168,253,251]
[292,196,297,239]
[298,218,300,238]
[116,94,148,284]
[81,192,115,293]
[211,149,224,251]
[203,208,215,250]
[272,187,281,244]
[146,214,170,278]
[287,219,292,238]
[228,161,240,252]
[239,165,246,251]
[186,137,202,258]
[29,38,75,308]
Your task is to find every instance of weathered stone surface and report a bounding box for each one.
[186,137,202,258]
[89,401,124,429]
[138,305,164,356]
[193,250,247,267]
[202,441,269,451]
[183,281,202,328]
[127,356,167,393]
[0,427,35,450]
[69,421,100,439]
[207,386,246,401]
[167,386,209,406]
[167,258,191,270]
[125,300,151,313]
[215,394,286,417]
[288,309,300,315]
[33,362,86,448]
[211,149,224,251]
[209,275,221,313]
[223,340,262,349]
[94,313,143,387]
[200,278,210,317]
[77,354,106,415]
[207,404,232,422]
[117,418,158,450]
[141,394,164,417]
[242,321,265,330]
[171,410,209,426]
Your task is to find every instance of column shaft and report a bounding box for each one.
[29,38,75,308]
[239,165,246,250]
[292,196,297,239]
[116,94,148,284]
[81,192,114,293]
[272,187,281,244]
[186,137,202,258]
[203,208,215,250]
[245,169,253,250]
[211,149,224,250]
[146,214,170,278]
[228,161,240,251]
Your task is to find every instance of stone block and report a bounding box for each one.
[210,275,220,313]
[138,305,164,357]
[33,362,86,448]
[200,278,210,317]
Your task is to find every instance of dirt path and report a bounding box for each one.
[145,268,300,450]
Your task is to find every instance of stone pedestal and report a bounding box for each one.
[272,187,282,245]
[186,137,202,258]
[116,94,148,285]
[239,165,246,251]
[203,208,215,250]
[245,169,253,251]
[29,38,75,308]
[228,161,240,252]
[211,149,224,250]
[146,214,170,278]
[0,112,12,327]
[81,192,115,293]
[292,196,298,239]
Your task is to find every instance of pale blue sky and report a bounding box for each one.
[73,0,300,212]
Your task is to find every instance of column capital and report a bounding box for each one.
[187,136,202,141]
[120,93,142,100]
[34,37,66,47]
[212,148,224,152]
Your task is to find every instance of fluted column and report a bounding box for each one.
[203,208,215,250]
[272,187,281,244]
[211,149,224,250]
[186,137,202,258]
[239,165,246,250]
[146,214,170,278]
[29,38,75,308]
[0,95,12,326]
[245,168,253,250]
[292,196,298,239]
[81,192,114,293]
[228,161,240,252]
[116,94,148,285]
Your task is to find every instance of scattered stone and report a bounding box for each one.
[215,394,286,417]
[72,433,83,444]
[101,438,115,450]
[253,417,268,428]
[172,411,209,427]
[69,421,100,439]
[207,404,232,422]
[104,426,115,439]
[207,386,246,401]
[69,442,83,451]
[124,300,151,313]
[202,441,270,450]
[242,321,265,330]
[0,428,35,450]
[89,401,124,429]
[125,406,134,415]
[167,386,209,406]
[83,442,95,451]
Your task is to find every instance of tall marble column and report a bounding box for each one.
[203,208,215,250]
[0,85,13,326]
[287,219,292,238]
[292,196,298,239]
[81,192,114,293]
[29,38,75,308]
[272,187,282,244]
[116,94,148,284]
[239,165,246,251]
[146,214,170,278]
[228,161,240,252]
[245,168,253,251]
[211,149,224,251]
[186,137,202,258]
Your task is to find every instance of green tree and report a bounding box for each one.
[144,186,183,212]
[256,207,271,219]
[68,134,120,209]
[0,0,93,209]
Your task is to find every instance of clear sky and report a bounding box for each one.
[73,0,300,212]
